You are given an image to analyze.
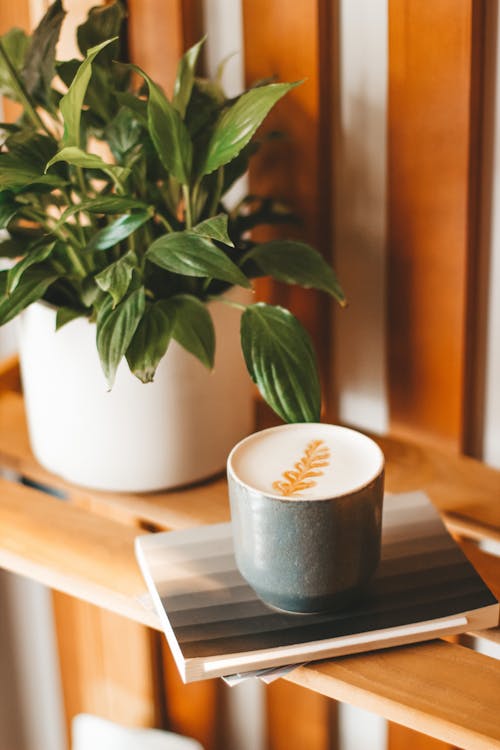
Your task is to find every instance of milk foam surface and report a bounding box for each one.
[229,423,384,500]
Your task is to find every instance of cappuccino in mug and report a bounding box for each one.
[227,424,385,613]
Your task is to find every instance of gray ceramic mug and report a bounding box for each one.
[227,424,385,613]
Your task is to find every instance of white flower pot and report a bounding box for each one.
[18,296,254,492]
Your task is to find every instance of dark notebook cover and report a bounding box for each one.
[135,492,499,682]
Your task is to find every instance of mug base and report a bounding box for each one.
[253,584,367,615]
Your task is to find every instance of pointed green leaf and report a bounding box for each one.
[55,196,149,228]
[56,306,85,330]
[0,28,29,100]
[245,240,345,304]
[192,213,234,247]
[86,211,151,253]
[0,191,19,228]
[0,155,67,192]
[0,266,59,326]
[77,2,125,63]
[8,241,55,293]
[129,63,192,183]
[95,252,136,306]
[22,0,65,108]
[60,37,116,147]
[126,299,176,382]
[169,294,215,369]
[200,82,299,176]
[173,37,205,118]
[96,286,145,387]
[146,231,250,288]
[241,302,320,422]
[46,146,130,186]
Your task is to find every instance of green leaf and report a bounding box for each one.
[126,299,176,382]
[86,211,151,252]
[55,196,149,228]
[77,2,125,63]
[170,294,215,369]
[173,37,205,118]
[8,241,55,293]
[245,240,345,304]
[96,286,145,387]
[129,63,192,184]
[200,82,299,176]
[0,266,59,326]
[56,306,85,330]
[192,213,234,247]
[95,252,136,306]
[0,28,29,100]
[45,146,130,186]
[0,155,67,192]
[146,231,250,288]
[240,303,321,422]
[60,38,116,147]
[0,191,19,228]
[22,0,65,109]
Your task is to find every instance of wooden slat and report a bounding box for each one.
[266,680,335,750]
[289,642,500,750]
[0,355,21,394]
[388,0,478,451]
[242,0,334,394]
[0,0,30,121]
[161,643,220,750]
[53,594,161,740]
[127,0,203,97]
[0,478,157,627]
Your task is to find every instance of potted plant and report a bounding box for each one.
[0,1,344,492]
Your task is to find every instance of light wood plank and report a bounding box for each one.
[0,478,157,628]
[288,642,500,750]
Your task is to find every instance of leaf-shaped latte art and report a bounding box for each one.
[272,440,330,497]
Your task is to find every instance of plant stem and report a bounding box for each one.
[156,213,174,233]
[0,40,54,138]
[182,184,192,229]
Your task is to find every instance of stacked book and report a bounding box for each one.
[135,492,499,684]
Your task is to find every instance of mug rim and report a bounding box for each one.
[227,423,385,502]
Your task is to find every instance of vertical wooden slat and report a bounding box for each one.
[388,0,480,452]
[127,0,203,96]
[387,1,485,748]
[243,3,337,749]
[266,679,335,750]
[161,643,220,750]
[242,0,335,405]
[0,0,31,121]
[52,594,162,745]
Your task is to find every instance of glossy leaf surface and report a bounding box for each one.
[240,302,320,423]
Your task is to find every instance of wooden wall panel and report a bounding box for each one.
[242,0,336,403]
[127,0,203,96]
[52,594,162,745]
[387,0,483,452]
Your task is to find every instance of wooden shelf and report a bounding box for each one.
[1,387,500,749]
